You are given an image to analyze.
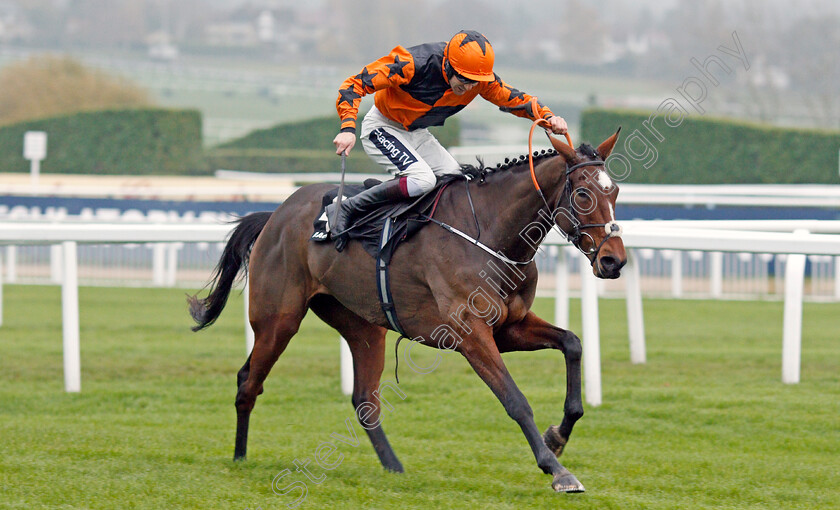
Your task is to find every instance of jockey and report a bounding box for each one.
[331,29,568,249]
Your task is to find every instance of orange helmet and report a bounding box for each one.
[444,30,495,82]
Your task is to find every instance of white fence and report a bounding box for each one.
[0,222,233,393]
[3,218,839,405]
[6,171,840,208]
[8,179,837,300]
[3,205,839,302]
[0,207,236,287]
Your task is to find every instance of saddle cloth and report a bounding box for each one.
[311,175,463,263]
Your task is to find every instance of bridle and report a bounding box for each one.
[527,112,623,265]
[556,159,623,264]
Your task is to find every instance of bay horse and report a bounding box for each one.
[189,128,626,493]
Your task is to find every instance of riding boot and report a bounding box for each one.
[332,178,408,251]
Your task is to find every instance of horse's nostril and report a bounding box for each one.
[600,256,619,270]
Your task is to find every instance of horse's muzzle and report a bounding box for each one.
[595,254,625,279]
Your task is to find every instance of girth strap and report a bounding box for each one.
[376,217,407,336]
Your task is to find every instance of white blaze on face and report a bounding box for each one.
[608,202,615,222]
[597,170,613,191]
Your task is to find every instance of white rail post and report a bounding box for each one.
[782,231,808,384]
[50,244,63,283]
[624,249,646,364]
[244,278,254,355]
[580,261,602,406]
[152,243,166,286]
[5,246,16,283]
[165,243,179,287]
[553,246,569,329]
[671,250,683,298]
[710,251,724,298]
[62,241,81,393]
[340,337,353,396]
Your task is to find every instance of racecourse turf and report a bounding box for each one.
[0,284,838,509]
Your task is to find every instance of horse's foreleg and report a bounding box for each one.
[546,327,583,458]
[309,295,403,473]
[495,311,584,459]
[234,310,302,461]
[459,331,584,493]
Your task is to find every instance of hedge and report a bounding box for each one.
[0,108,204,175]
[0,109,462,176]
[207,114,460,174]
[580,108,840,184]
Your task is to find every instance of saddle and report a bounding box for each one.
[312,174,463,264]
[312,174,465,336]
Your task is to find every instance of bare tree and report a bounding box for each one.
[0,56,151,125]
[557,0,608,64]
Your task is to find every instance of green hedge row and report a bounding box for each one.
[208,114,461,174]
[0,108,205,175]
[0,110,460,176]
[580,108,840,184]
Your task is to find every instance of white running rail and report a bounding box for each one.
[1,221,839,402]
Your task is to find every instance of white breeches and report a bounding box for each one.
[360,106,462,197]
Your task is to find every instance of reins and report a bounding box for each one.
[524,98,622,264]
[527,97,573,212]
[426,98,623,267]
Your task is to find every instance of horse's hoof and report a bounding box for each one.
[543,425,568,458]
[552,471,585,493]
[385,464,404,474]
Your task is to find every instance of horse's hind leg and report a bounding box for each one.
[309,295,404,473]
[234,309,304,461]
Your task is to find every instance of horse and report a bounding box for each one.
[188,127,626,493]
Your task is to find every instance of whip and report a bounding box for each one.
[332,151,347,232]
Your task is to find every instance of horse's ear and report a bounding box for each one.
[548,134,577,163]
[596,126,622,159]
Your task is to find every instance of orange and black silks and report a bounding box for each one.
[336,42,554,133]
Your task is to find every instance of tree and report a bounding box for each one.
[779,14,840,128]
[557,0,608,64]
[0,55,152,125]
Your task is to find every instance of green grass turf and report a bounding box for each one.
[1,285,838,509]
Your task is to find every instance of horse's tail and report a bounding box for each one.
[188,211,272,332]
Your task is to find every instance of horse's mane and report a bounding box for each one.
[460,142,604,183]
[459,149,559,182]
[460,143,602,183]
